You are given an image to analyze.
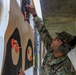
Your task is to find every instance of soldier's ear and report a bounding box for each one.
[59,43,71,54]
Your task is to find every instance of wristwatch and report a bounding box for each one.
[33,14,37,17]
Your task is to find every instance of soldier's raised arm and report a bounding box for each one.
[26,4,52,50]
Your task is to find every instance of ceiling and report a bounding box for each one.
[40,0,76,38]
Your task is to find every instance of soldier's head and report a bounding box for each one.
[51,31,76,54]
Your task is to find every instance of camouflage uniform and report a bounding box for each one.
[33,16,76,75]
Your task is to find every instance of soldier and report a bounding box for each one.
[19,4,76,75]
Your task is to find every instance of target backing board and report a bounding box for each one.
[0,0,34,75]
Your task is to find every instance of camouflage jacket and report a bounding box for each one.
[34,16,76,75]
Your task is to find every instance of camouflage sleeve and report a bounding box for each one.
[40,66,53,75]
[58,70,76,75]
[44,65,76,75]
[33,16,52,50]
[58,62,76,75]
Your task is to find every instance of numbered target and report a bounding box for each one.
[25,39,33,70]
[2,28,22,75]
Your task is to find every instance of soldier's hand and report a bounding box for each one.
[19,68,25,75]
[25,4,36,15]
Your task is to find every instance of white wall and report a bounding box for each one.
[0,0,3,20]
[0,0,10,74]
[33,0,42,19]
[0,0,10,37]
[68,48,76,70]
[0,36,4,73]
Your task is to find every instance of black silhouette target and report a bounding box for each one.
[25,39,33,70]
[2,28,22,75]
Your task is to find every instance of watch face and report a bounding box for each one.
[25,39,33,70]
[2,28,22,75]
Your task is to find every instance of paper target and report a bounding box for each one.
[25,39,33,70]
[2,28,22,75]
